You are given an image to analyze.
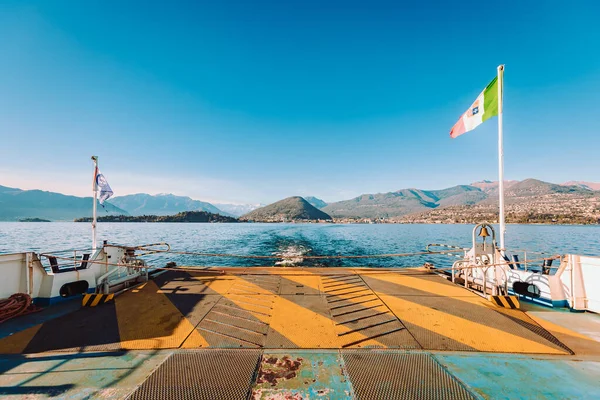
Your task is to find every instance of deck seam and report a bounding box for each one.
[330,297,380,310]
[358,274,425,350]
[122,351,177,400]
[336,311,391,325]
[341,327,405,348]
[196,327,263,346]
[491,308,575,355]
[338,319,398,336]
[428,352,484,400]
[177,294,223,349]
[327,293,374,303]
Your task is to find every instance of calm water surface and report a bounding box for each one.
[0,223,598,268]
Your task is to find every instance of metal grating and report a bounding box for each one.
[343,351,475,400]
[128,350,261,400]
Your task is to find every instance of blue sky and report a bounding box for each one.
[1,1,599,204]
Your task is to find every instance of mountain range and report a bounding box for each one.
[0,185,128,221]
[322,185,487,219]
[0,179,598,222]
[109,193,222,216]
[0,185,263,221]
[402,179,600,224]
[305,196,328,209]
[323,179,599,220]
[213,203,264,217]
[561,181,600,191]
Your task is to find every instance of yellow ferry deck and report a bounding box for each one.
[1,267,599,399]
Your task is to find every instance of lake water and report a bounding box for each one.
[0,222,598,269]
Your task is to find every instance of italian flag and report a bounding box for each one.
[450,76,499,138]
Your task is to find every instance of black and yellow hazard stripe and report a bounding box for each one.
[82,293,115,307]
[490,295,520,309]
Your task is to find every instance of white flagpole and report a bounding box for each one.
[91,156,98,251]
[497,65,505,253]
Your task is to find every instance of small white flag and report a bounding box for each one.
[95,168,114,204]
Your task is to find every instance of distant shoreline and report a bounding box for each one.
[2,220,597,226]
[17,218,51,222]
[73,211,237,223]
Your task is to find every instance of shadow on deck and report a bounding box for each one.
[2,267,596,355]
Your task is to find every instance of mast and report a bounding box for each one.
[91,156,98,251]
[497,65,505,253]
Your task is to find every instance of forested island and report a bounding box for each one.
[74,211,238,223]
[18,218,51,222]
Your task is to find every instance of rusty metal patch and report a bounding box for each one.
[252,351,353,399]
[257,355,303,386]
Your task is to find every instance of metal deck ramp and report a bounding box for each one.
[2,268,600,399]
[0,268,576,354]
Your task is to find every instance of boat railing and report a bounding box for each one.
[450,258,510,297]
[39,248,95,273]
[506,249,561,274]
[435,242,560,276]
[36,243,169,273]
[426,244,469,259]
[102,242,171,256]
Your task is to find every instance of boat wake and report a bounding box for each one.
[274,243,310,266]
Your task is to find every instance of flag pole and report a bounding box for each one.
[91,156,98,251]
[497,65,505,253]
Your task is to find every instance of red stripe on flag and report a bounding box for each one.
[450,116,466,139]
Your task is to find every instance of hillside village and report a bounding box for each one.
[2,179,599,224]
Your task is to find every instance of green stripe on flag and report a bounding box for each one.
[482,77,499,122]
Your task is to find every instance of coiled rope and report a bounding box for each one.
[0,293,41,323]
